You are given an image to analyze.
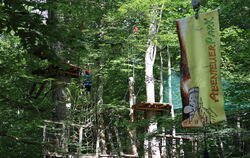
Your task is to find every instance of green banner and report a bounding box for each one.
[176,10,226,127]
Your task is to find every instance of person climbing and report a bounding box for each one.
[81,64,92,96]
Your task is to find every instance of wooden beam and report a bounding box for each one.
[121,154,139,157]
[157,134,197,141]
[44,120,93,128]
[99,154,139,158]
[99,154,118,157]
[132,102,172,112]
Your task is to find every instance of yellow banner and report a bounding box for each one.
[176,10,226,127]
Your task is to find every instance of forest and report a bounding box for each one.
[0,0,249,157]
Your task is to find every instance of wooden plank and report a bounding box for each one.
[99,154,139,158]
[157,134,197,141]
[99,154,118,157]
[132,102,172,112]
[133,107,167,111]
[44,120,93,128]
[121,154,139,157]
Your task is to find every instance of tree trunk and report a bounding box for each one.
[158,4,165,103]
[47,0,71,155]
[167,47,176,158]
[159,51,164,103]
[128,77,138,156]
[144,38,159,158]
[159,51,167,157]
[114,126,124,156]
[144,4,160,157]
[167,47,173,119]
[96,58,107,157]
[52,76,70,121]
[145,43,156,103]
[129,77,136,123]
[107,126,115,154]
[237,115,243,154]
[158,6,165,155]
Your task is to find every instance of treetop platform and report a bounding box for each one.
[32,63,82,78]
[58,63,82,78]
[132,102,172,112]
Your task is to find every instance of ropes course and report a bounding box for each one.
[41,1,250,157]
[42,100,97,157]
[42,57,97,157]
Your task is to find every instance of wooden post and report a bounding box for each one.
[107,127,115,154]
[114,127,124,156]
[43,125,47,144]
[217,137,224,157]
[43,125,47,158]
[159,51,164,103]
[78,126,83,155]
[192,140,198,153]
[237,115,243,153]
[167,46,176,158]
[180,138,184,157]
[62,123,68,153]
[159,50,167,157]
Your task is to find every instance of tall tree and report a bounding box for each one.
[144,3,161,158]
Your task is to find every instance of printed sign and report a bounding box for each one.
[176,10,226,127]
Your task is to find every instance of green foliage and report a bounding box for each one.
[0,0,249,157]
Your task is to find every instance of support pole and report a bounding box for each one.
[78,126,83,155]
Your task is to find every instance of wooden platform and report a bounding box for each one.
[33,63,82,78]
[132,102,172,112]
[58,63,82,78]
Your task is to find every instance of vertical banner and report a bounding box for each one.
[176,10,226,127]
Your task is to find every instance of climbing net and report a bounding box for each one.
[42,94,97,157]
